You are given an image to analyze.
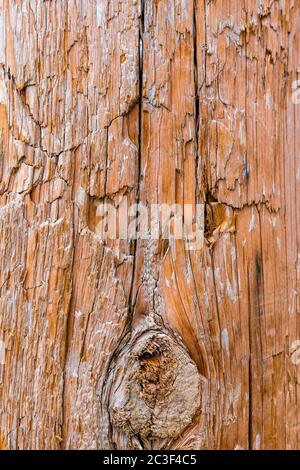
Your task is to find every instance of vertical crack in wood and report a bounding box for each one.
[100,0,146,449]
[193,0,200,203]
[128,0,145,320]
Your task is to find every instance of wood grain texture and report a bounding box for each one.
[0,0,299,450]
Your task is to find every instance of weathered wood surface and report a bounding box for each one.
[0,0,299,450]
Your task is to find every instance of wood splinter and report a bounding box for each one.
[205,202,236,247]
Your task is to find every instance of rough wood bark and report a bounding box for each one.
[0,0,299,450]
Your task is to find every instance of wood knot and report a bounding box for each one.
[135,336,177,409]
[108,330,203,448]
